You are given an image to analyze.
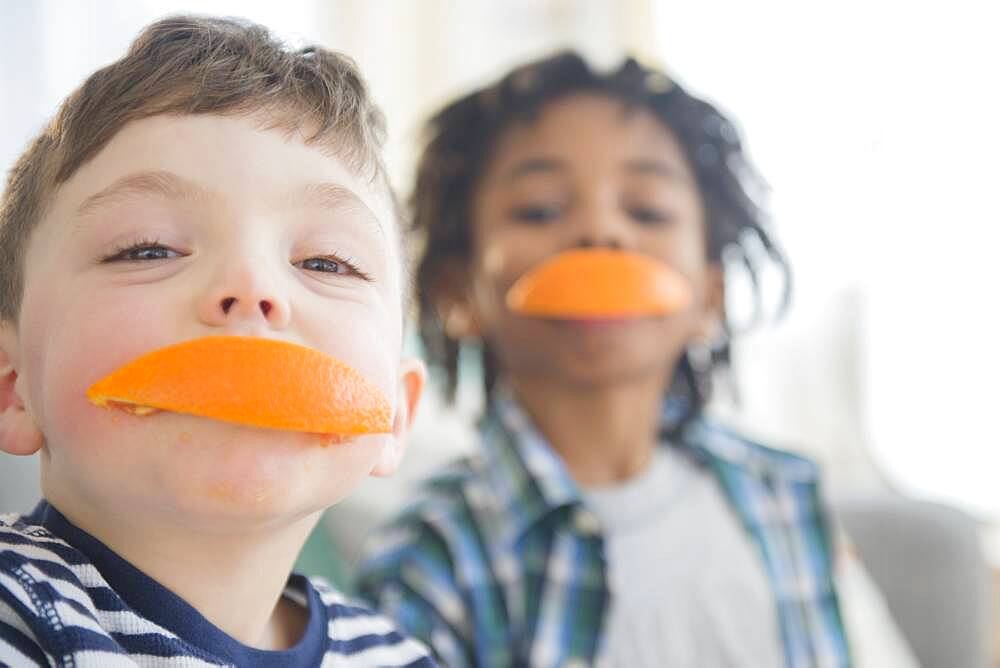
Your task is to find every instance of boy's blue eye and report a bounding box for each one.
[296,256,372,281]
[511,205,562,224]
[102,242,180,263]
[299,257,346,273]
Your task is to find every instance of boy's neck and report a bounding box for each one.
[508,373,668,487]
[45,491,316,650]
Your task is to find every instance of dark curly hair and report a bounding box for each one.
[412,51,790,426]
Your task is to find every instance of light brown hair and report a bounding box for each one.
[0,14,388,322]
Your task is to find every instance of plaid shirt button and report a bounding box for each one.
[572,509,602,536]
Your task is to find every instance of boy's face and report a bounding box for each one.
[463,94,723,389]
[0,114,423,529]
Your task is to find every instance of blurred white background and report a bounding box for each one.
[1,1,998,560]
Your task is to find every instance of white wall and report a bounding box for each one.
[650,0,1000,517]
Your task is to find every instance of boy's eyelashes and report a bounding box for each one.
[628,205,675,225]
[99,240,373,282]
[293,255,372,281]
[100,238,185,263]
[506,202,677,226]
[509,204,563,225]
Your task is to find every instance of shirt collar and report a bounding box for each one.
[474,388,818,546]
[679,416,819,483]
[475,386,582,545]
[25,500,329,666]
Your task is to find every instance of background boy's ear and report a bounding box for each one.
[370,357,427,478]
[0,327,44,456]
[430,258,482,340]
[696,263,727,342]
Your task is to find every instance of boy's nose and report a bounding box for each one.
[204,293,290,329]
[573,199,632,250]
[198,264,291,330]
[576,235,623,250]
[220,296,275,318]
[575,217,629,250]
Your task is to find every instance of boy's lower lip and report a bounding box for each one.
[551,316,651,329]
[105,402,354,445]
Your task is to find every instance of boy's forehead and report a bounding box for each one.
[74,171,386,238]
[52,114,399,241]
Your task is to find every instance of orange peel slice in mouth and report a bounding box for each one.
[86,336,392,435]
[505,248,693,319]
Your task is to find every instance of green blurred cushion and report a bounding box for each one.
[294,514,350,591]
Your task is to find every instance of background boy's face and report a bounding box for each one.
[4,114,421,529]
[465,93,722,389]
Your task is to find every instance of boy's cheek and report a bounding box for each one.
[28,332,141,434]
[299,307,400,403]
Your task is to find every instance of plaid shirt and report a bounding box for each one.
[357,393,850,667]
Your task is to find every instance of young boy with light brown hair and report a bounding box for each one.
[0,15,435,666]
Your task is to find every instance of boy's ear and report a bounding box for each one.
[0,324,44,456]
[370,357,427,477]
[695,263,726,342]
[431,258,482,340]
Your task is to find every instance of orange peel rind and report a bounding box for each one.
[86,336,392,434]
[505,248,692,319]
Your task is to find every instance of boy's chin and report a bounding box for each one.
[499,317,685,388]
[509,347,676,391]
[102,413,382,528]
[161,481,332,532]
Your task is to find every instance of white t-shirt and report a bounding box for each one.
[582,447,918,668]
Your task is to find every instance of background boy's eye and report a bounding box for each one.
[102,242,180,263]
[510,204,563,224]
[628,206,674,225]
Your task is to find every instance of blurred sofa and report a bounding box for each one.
[836,494,992,668]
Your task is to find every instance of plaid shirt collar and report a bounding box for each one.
[472,388,849,667]
[478,386,819,546]
[476,388,578,546]
[358,386,850,667]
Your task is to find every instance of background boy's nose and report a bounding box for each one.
[577,236,623,250]
[575,217,628,248]
[573,203,633,249]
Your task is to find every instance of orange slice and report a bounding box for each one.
[87,336,391,434]
[506,248,692,319]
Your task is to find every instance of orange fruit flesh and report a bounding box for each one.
[505,248,692,319]
[87,336,392,435]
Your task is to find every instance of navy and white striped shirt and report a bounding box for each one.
[0,502,435,667]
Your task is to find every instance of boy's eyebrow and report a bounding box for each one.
[624,158,689,183]
[501,157,566,183]
[290,182,384,237]
[501,157,690,184]
[76,170,209,217]
[75,172,385,236]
